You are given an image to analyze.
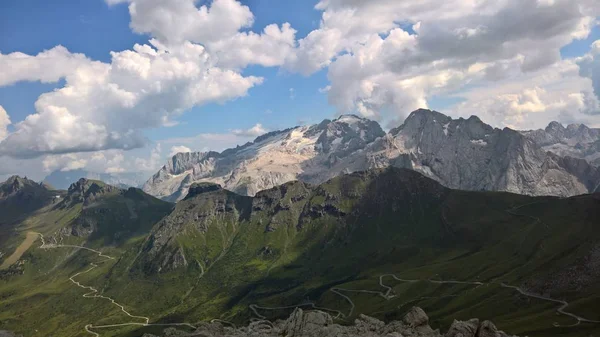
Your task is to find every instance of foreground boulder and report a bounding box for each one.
[143,307,519,337]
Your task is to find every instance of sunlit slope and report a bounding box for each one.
[108,168,600,337]
[1,169,599,337]
[0,178,172,336]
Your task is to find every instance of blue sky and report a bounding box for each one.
[0,0,332,139]
[0,0,599,180]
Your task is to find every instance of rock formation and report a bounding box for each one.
[143,110,600,201]
[142,307,518,337]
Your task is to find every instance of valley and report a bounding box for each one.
[1,168,599,336]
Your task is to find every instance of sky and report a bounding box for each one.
[1,0,600,182]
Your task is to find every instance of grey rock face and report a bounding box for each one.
[144,307,519,337]
[375,109,600,197]
[144,110,600,201]
[402,306,430,328]
[0,176,41,199]
[62,178,119,206]
[522,121,600,166]
[143,115,387,201]
[445,319,479,337]
[186,182,223,199]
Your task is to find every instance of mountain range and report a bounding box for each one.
[43,169,147,190]
[143,109,600,202]
[1,168,599,337]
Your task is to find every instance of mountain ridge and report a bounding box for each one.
[144,110,600,201]
[2,168,600,336]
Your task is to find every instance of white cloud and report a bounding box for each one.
[169,145,192,156]
[0,0,309,159]
[0,40,263,158]
[161,131,260,153]
[450,59,600,129]
[108,0,254,45]
[3,0,600,175]
[0,46,91,86]
[285,0,600,127]
[578,39,600,103]
[231,123,267,137]
[0,106,11,141]
[318,85,331,94]
[134,144,163,172]
[208,23,297,69]
[108,0,296,70]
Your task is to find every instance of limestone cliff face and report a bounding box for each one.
[143,110,600,200]
[372,109,599,196]
[143,115,386,201]
[522,121,600,166]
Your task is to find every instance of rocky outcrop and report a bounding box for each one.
[143,307,519,337]
[144,110,600,201]
[522,121,600,166]
[0,176,61,224]
[61,178,119,206]
[445,318,479,337]
[186,182,223,199]
[373,109,600,197]
[0,176,49,200]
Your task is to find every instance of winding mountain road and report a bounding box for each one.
[250,273,599,329]
[35,232,199,336]
[27,196,600,335]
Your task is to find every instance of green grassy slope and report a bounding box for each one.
[1,169,599,337]
[0,178,173,336]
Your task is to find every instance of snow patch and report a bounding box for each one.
[470,139,488,146]
[338,115,361,125]
[443,123,450,136]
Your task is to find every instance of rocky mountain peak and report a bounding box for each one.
[186,182,223,199]
[545,121,565,134]
[313,114,385,155]
[168,151,220,175]
[391,109,452,136]
[64,178,118,205]
[406,108,452,124]
[144,108,600,201]
[5,175,33,189]
[0,175,41,198]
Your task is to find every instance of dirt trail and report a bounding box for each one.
[34,232,199,336]
[0,232,39,270]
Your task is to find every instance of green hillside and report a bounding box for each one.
[0,169,599,337]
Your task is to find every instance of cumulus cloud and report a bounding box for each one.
[0,46,91,86]
[208,23,297,69]
[0,40,263,159]
[231,123,267,137]
[3,0,600,174]
[451,59,600,129]
[0,0,307,159]
[0,106,10,141]
[169,145,192,156]
[286,0,600,127]
[107,0,254,45]
[107,0,296,69]
[578,39,600,102]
